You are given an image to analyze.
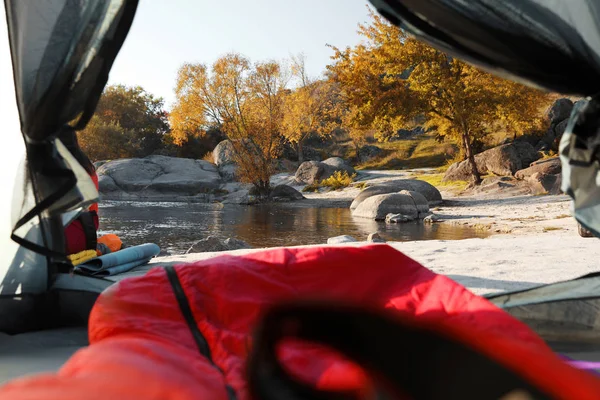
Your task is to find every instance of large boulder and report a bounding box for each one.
[477,142,539,176]
[294,158,355,185]
[537,119,569,151]
[322,157,356,175]
[302,147,322,161]
[358,145,384,163]
[186,236,252,254]
[527,172,562,195]
[222,189,258,205]
[295,161,331,185]
[515,157,561,180]
[350,180,442,210]
[352,192,427,220]
[270,184,304,201]
[218,164,238,182]
[98,175,119,192]
[97,155,221,199]
[545,98,574,125]
[399,190,429,213]
[443,142,541,181]
[213,140,236,166]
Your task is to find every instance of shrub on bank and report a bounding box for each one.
[302,171,357,192]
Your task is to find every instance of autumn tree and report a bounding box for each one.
[78,85,169,160]
[328,9,551,184]
[171,54,288,195]
[280,54,340,161]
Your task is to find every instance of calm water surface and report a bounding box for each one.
[98,201,488,254]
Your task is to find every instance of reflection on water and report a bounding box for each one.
[98,201,489,254]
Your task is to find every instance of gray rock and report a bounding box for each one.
[527,172,562,195]
[273,159,300,173]
[218,164,238,182]
[367,232,386,243]
[359,145,384,163]
[295,158,356,185]
[353,193,420,221]
[399,190,429,213]
[350,180,442,210]
[295,161,330,185]
[515,157,561,180]
[322,157,356,175]
[302,147,322,161]
[480,176,514,186]
[222,189,258,205]
[186,236,252,253]
[554,119,569,138]
[545,98,574,125]
[97,156,221,199]
[98,174,119,192]
[327,235,358,244]
[443,142,540,181]
[94,160,108,169]
[423,214,440,223]
[223,238,253,250]
[213,140,236,166]
[271,184,304,201]
[385,213,413,223]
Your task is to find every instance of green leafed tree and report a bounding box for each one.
[78,84,169,161]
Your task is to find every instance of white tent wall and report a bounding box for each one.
[0,1,29,293]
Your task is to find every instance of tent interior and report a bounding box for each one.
[2,0,600,392]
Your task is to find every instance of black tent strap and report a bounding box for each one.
[10,165,76,262]
[164,266,238,400]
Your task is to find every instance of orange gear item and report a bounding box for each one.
[96,234,122,256]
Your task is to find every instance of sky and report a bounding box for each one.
[0,0,373,231]
[109,0,372,108]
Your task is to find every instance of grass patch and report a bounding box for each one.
[539,150,558,160]
[303,171,357,192]
[357,134,456,170]
[543,226,563,232]
[202,151,214,163]
[414,173,469,190]
[353,181,369,190]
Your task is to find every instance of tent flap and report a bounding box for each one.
[0,0,139,334]
[368,0,600,96]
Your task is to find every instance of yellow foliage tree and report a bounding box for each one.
[328,8,552,184]
[171,53,288,195]
[281,54,340,161]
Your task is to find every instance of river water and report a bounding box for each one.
[97,201,489,254]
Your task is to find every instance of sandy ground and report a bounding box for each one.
[145,169,600,296]
[147,232,600,297]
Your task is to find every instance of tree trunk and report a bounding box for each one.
[297,140,304,163]
[461,130,482,185]
[354,141,361,164]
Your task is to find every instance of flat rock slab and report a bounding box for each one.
[98,155,221,199]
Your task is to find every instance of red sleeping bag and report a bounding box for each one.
[1,245,599,399]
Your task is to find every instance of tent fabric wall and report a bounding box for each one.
[0,0,139,334]
[368,0,600,96]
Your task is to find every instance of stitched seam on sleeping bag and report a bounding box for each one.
[165,266,238,400]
